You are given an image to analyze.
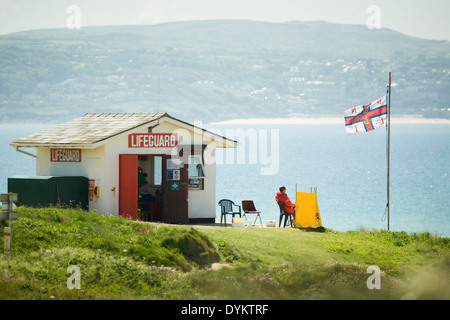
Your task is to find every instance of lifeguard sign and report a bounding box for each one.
[128,133,178,148]
[50,149,81,162]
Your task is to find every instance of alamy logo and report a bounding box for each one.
[67,265,81,289]
[366,5,381,30]
[366,265,381,289]
[169,121,280,175]
[66,5,81,30]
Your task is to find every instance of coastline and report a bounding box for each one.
[210,116,450,125]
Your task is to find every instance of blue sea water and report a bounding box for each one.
[1,122,449,237]
[211,123,450,237]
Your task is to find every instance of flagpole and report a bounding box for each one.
[387,72,391,231]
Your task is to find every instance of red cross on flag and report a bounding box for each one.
[344,96,387,135]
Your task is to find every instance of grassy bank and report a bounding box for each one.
[0,207,449,300]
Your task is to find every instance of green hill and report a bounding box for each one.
[0,20,449,123]
[0,206,449,300]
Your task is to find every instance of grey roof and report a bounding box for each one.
[11,113,166,148]
[11,113,238,148]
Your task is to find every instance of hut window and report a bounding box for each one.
[188,155,205,190]
[188,155,205,178]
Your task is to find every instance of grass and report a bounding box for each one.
[0,206,449,300]
[192,226,450,299]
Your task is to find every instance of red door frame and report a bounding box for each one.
[119,154,189,223]
[119,154,167,221]
[119,154,138,220]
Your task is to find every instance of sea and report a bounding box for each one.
[1,122,449,237]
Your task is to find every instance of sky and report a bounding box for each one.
[0,0,449,41]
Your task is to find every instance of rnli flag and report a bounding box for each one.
[344,96,387,135]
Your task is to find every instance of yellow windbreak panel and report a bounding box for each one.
[294,192,322,228]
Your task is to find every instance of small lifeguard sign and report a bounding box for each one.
[294,192,323,229]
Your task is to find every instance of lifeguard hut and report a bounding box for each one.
[9,113,237,224]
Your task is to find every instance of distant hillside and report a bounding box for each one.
[0,20,449,123]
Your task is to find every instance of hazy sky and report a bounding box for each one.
[1,0,449,41]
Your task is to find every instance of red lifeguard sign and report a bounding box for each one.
[128,133,178,148]
[50,149,81,162]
